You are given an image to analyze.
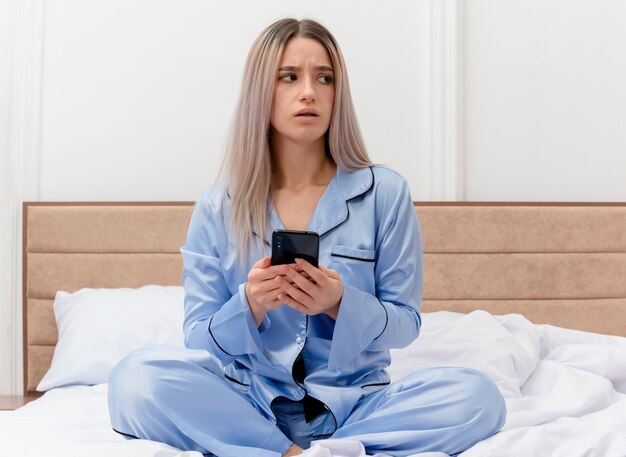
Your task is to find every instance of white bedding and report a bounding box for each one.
[2,310,626,457]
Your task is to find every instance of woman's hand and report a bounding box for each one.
[245,256,291,326]
[275,258,344,320]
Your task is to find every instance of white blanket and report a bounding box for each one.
[2,310,625,457]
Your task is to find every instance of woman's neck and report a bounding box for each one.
[271,136,336,191]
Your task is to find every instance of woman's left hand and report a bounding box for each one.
[275,258,343,320]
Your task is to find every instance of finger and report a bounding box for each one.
[276,276,314,307]
[283,265,318,295]
[252,256,271,268]
[252,274,299,294]
[250,257,281,281]
[278,293,310,314]
[249,268,292,295]
[320,265,341,280]
[254,280,284,294]
[256,289,286,309]
[253,263,291,281]
[294,258,327,284]
[293,265,313,281]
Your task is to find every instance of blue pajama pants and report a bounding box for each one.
[108,348,506,457]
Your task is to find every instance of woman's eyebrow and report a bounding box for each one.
[278,65,334,72]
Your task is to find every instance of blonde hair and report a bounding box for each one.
[222,18,373,262]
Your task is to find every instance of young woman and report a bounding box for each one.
[108,18,506,457]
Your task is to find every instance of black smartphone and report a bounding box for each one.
[271,229,319,267]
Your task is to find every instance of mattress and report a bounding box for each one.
[2,310,626,457]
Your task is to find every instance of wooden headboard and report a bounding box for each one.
[23,202,626,395]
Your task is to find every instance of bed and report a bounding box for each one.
[2,201,625,457]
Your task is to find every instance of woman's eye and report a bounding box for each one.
[318,75,333,84]
[279,74,297,82]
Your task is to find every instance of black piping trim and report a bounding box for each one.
[330,253,375,262]
[224,373,249,387]
[373,299,388,341]
[291,315,309,389]
[112,427,140,440]
[311,432,334,439]
[250,166,375,244]
[305,397,338,437]
[361,381,391,389]
[208,316,234,357]
[318,167,376,239]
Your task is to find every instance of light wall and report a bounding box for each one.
[39,0,430,201]
[464,0,626,201]
[2,0,625,394]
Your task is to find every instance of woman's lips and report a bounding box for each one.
[295,109,319,117]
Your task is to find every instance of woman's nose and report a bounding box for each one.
[299,76,316,102]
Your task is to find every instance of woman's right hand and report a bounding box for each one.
[245,256,290,326]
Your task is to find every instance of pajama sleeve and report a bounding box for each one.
[180,188,271,366]
[328,176,423,370]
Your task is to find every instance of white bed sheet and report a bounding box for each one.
[2,310,625,457]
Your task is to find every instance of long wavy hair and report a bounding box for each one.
[222,18,373,262]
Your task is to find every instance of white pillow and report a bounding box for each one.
[37,285,185,391]
[388,310,540,398]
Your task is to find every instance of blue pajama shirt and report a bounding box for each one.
[108,166,506,456]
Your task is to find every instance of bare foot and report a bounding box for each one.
[282,443,303,456]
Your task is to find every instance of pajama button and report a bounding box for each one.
[296,336,302,344]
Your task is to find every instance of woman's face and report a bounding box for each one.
[270,37,335,148]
